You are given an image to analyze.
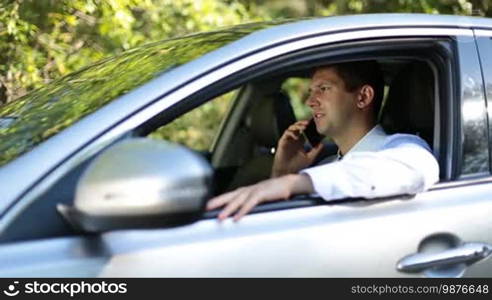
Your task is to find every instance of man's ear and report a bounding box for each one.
[356,85,374,109]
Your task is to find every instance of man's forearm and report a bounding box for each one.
[285,173,315,196]
[207,173,317,221]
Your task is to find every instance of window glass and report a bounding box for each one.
[475,35,492,174]
[459,37,489,175]
[148,90,236,151]
[282,77,390,122]
[0,24,272,167]
[282,77,311,120]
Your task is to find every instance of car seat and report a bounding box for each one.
[380,61,435,149]
[226,91,297,190]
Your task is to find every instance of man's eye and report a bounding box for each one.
[320,86,330,92]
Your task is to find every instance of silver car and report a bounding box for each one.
[1,13,492,277]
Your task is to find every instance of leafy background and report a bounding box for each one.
[1,0,490,152]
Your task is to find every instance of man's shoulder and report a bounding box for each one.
[381,133,432,152]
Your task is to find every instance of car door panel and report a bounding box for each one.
[98,183,492,277]
[0,237,109,277]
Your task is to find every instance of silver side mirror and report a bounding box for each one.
[58,138,212,232]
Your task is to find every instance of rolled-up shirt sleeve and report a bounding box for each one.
[300,135,439,201]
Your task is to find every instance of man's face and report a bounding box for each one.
[306,67,359,137]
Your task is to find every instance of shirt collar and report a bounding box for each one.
[337,124,388,159]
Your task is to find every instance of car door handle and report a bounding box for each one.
[397,242,492,273]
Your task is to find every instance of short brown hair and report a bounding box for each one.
[319,60,384,118]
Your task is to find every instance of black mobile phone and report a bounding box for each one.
[303,118,323,147]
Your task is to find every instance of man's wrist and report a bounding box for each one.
[285,173,315,197]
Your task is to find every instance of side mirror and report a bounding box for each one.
[58,138,212,232]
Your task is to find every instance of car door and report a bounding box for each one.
[97,28,492,277]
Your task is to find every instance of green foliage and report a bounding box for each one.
[2,0,492,161]
[149,90,236,151]
[0,0,267,104]
[282,77,312,121]
[238,0,491,18]
[315,0,476,16]
[0,23,269,166]
[2,0,489,104]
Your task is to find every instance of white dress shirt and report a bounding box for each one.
[300,125,439,201]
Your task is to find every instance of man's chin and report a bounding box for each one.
[316,123,328,135]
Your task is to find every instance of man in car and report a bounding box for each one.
[206,60,439,221]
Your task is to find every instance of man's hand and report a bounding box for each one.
[271,120,324,178]
[206,174,315,221]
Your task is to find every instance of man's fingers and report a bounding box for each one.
[281,121,309,144]
[284,122,309,140]
[283,131,299,141]
[210,176,293,221]
[206,195,228,210]
[288,123,307,133]
[218,191,251,220]
[233,197,259,222]
[306,142,324,159]
[206,189,241,210]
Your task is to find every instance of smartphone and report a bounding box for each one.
[303,118,324,147]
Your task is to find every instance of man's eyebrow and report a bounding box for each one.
[318,80,335,85]
[309,81,335,90]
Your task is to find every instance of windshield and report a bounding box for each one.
[0,22,280,167]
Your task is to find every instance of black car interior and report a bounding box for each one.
[380,61,435,148]
[225,91,296,190]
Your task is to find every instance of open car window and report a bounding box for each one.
[147,90,237,152]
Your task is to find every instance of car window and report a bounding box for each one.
[475,34,492,174]
[0,23,278,168]
[282,76,390,143]
[282,77,311,120]
[148,90,236,151]
[459,36,489,175]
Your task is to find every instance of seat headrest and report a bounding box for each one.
[248,91,296,148]
[381,61,434,146]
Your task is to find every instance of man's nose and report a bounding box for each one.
[306,94,318,108]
